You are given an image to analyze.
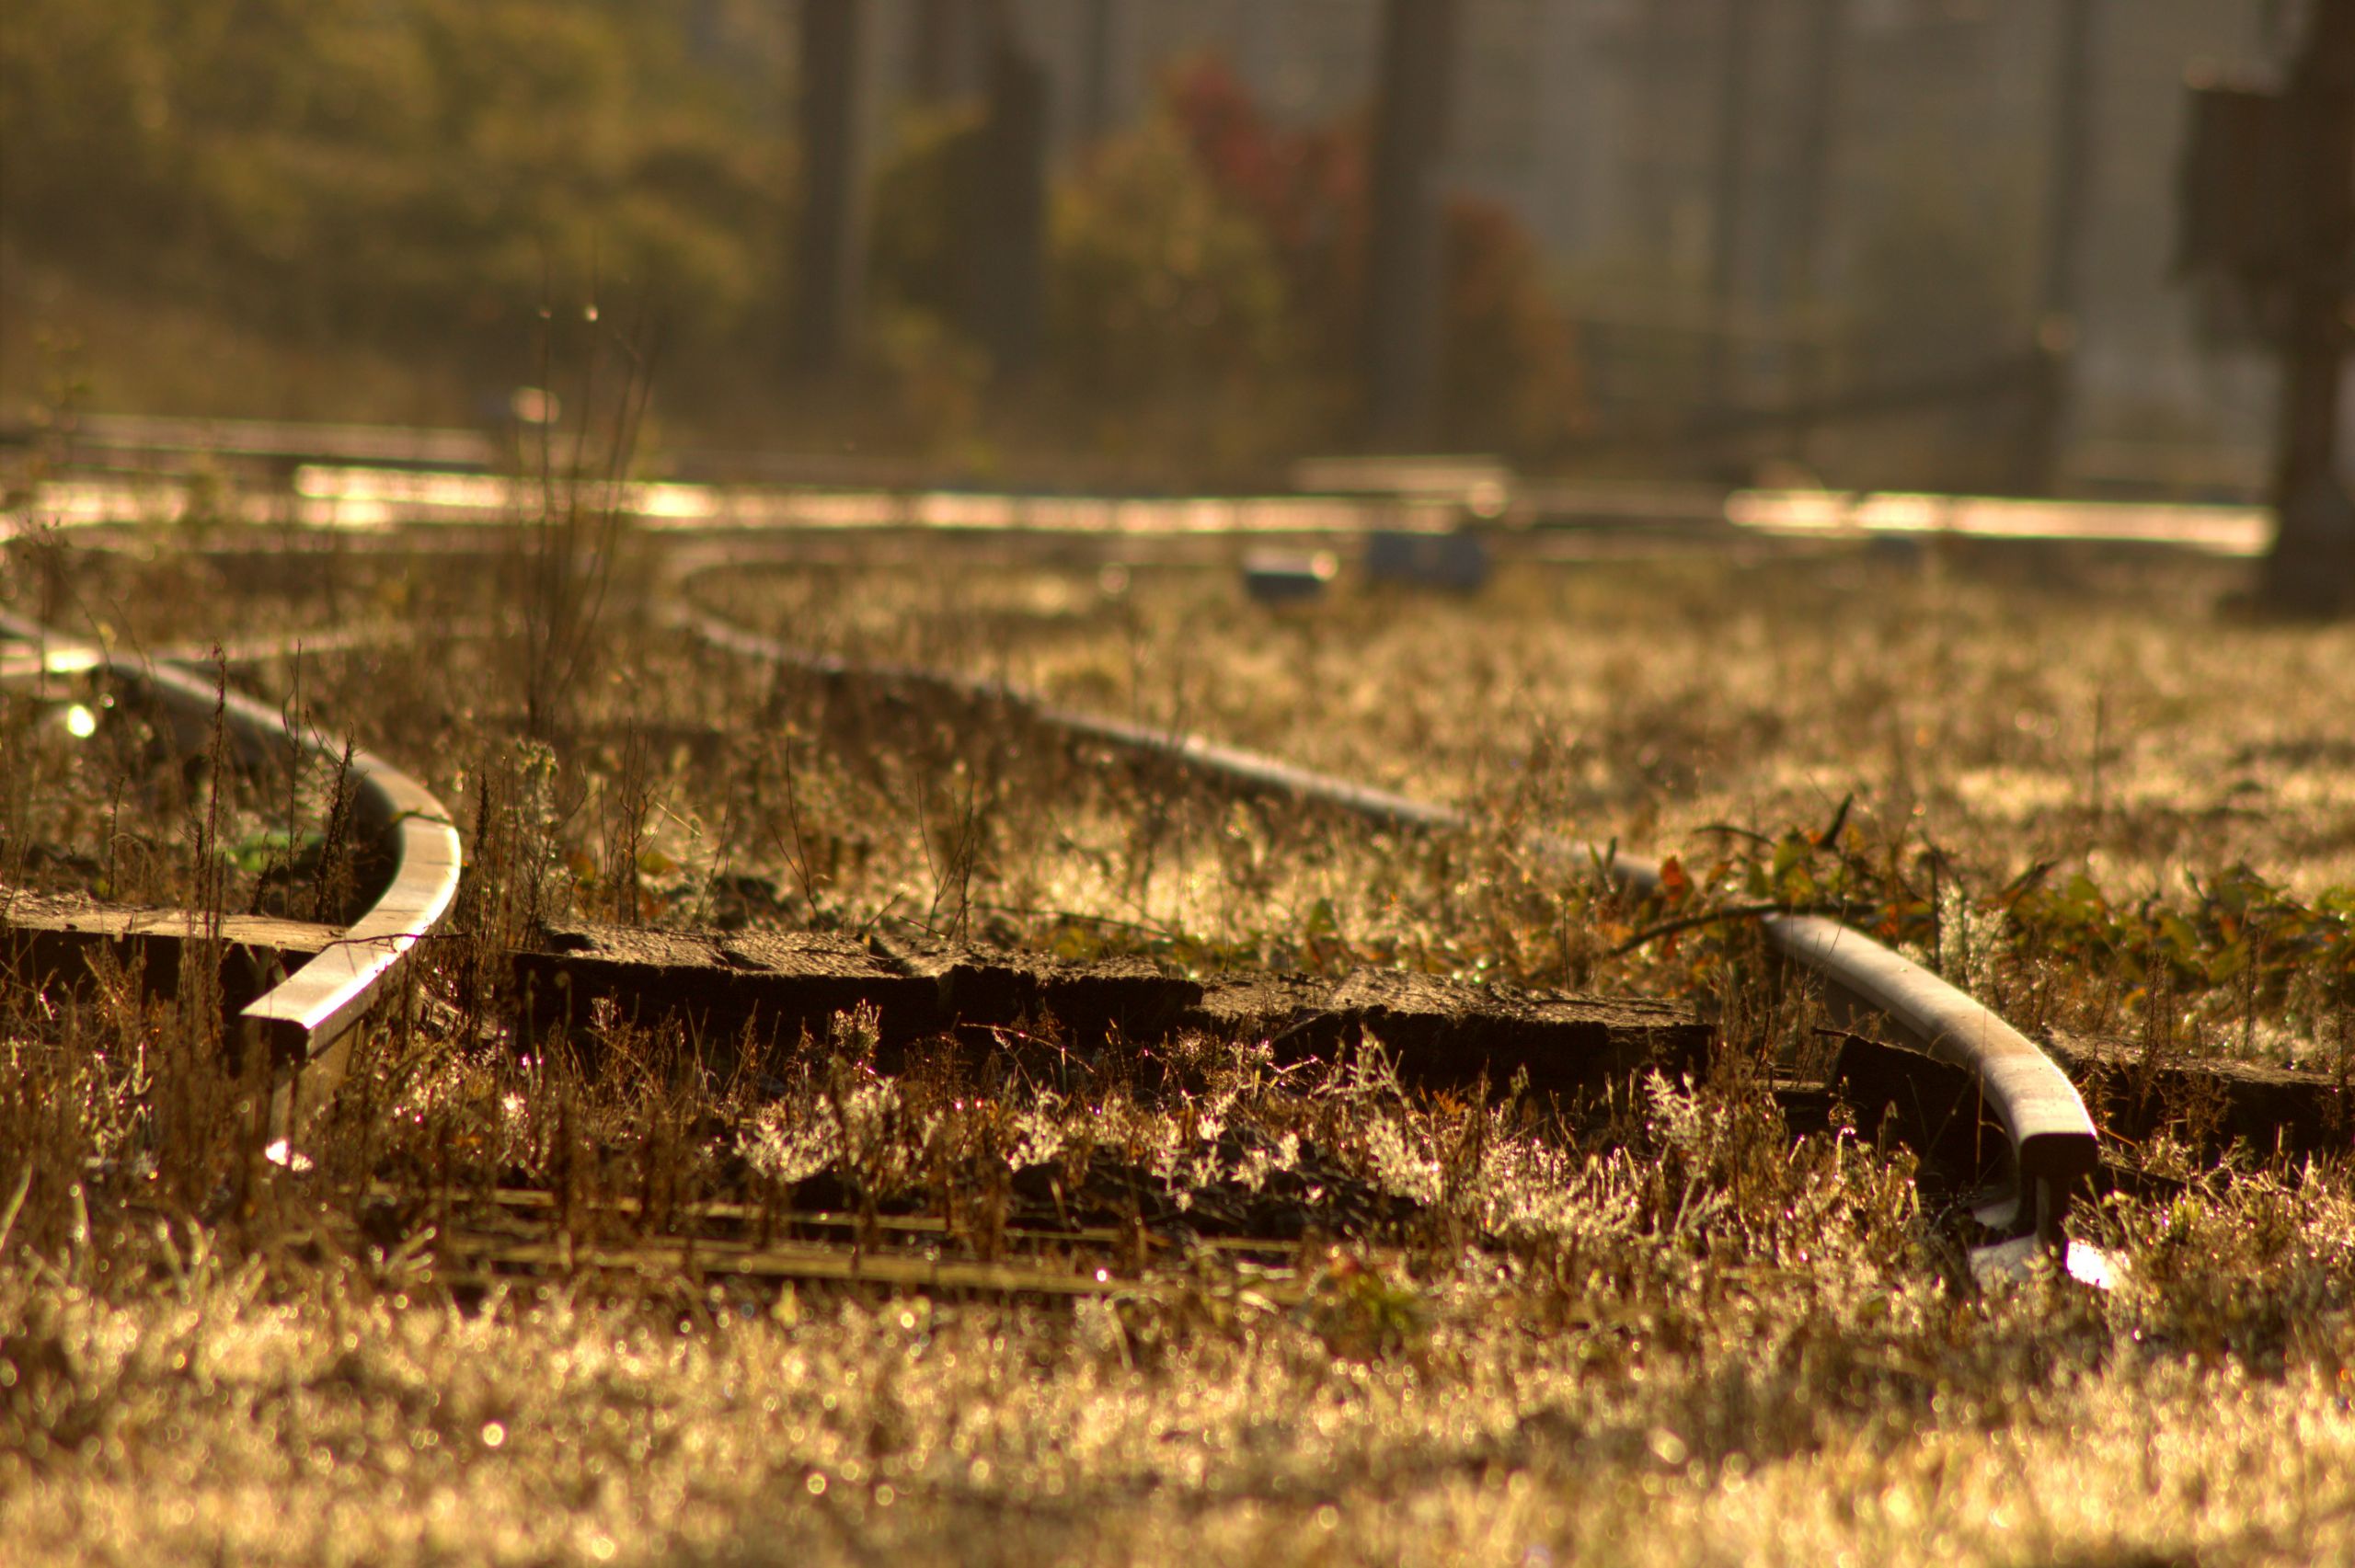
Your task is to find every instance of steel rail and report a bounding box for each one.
[0,521,2097,1256]
[0,621,438,687]
[0,612,461,1065]
[682,606,2100,1249]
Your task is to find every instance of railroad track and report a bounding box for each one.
[0,611,462,1113]
[677,601,2108,1280]
[15,510,2278,1295]
[10,412,2273,556]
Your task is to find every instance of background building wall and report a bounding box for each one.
[846,0,2292,483]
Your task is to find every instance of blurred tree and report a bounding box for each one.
[3,6,1580,464]
[2261,0,2355,613]
[1167,58,1583,454]
[1436,198,1584,452]
[1703,0,1752,418]
[869,105,989,334]
[1364,0,1457,442]
[2016,0,2099,496]
[972,23,1050,379]
[866,17,1050,384]
[872,81,1304,464]
[1,0,786,377]
[791,0,875,374]
[1839,142,2034,492]
[1166,56,1366,392]
[1047,116,1296,407]
[908,0,985,104]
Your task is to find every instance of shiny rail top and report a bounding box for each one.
[0,613,461,1063]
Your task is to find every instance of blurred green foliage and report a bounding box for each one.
[1627,815,2354,1041]
[870,86,1321,463]
[1047,114,1296,409]
[6,17,1580,462]
[870,106,993,342]
[1,0,787,366]
[2003,864,2355,1019]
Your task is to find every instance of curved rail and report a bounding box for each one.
[0,612,461,1065]
[0,525,2098,1254]
[683,606,2099,1249]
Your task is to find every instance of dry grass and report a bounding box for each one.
[3,528,2352,1565]
[3,1078,2348,1567]
[695,543,2355,893]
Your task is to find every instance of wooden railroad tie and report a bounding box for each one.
[8,891,2343,1157]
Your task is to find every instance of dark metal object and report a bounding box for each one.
[1826,1033,1993,1182]
[1364,530,1490,592]
[1241,549,1338,603]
